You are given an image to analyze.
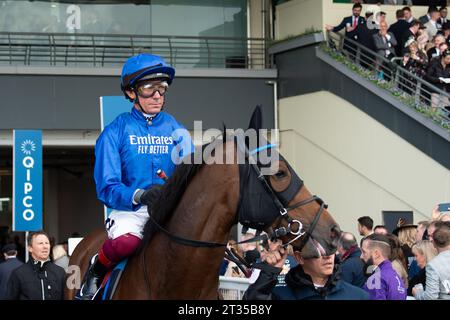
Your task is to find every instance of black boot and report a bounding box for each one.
[79,255,108,300]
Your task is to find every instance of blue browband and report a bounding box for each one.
[249,144,277,156]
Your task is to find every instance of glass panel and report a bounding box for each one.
[0,0,247,37]
[0,0,249,68]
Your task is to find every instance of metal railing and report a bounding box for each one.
[218,276,251,300]
[326,31,450,128]
[0,32,268,69]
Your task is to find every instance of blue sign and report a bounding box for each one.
[13,130,43,231]
[100,96,131,220]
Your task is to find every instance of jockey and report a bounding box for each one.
[80,53,194,299]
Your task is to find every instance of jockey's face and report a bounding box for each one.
[29,234,51,262]
[127,80,167,115]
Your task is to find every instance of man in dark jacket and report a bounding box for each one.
[243,240,368,300]
[0,243,23,299]
[389,9,411,57]
[336,232,366,288]
[6,231,66,300]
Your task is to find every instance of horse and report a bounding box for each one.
[66,106,341,299]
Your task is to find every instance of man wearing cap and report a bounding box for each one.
[0,243,23,299]
[79,53,194,300]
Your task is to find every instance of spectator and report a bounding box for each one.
[360,234,407,300]
[6,231,66,300]
[442,22,450,45]
[419,6,438,25]
[394,224,417,270]
[400,20,422,55]
[400,39,428,94]
[417,221,431,241]
[439,6,448,26]
[325,3,365,58]
[416,26,430,52]
[427,34,446,60]
[427,220,440,241]
[374,225,389,235]
[243,240,369,300]
[373,20,397,60]
[425,49,450,111]
[407,240,437,296]
[413,221,450,299]
[389,9,412,56]
[424,7,441,40]
[0,244,23,300]
[336,232,366,287]
[386,233,409,288]
[356,10,377,54]
[357,216,374,238]
[52,244,69,272]
[403,6,415,25]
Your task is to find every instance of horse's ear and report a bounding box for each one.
[248,105,262,131]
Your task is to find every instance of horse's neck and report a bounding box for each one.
[147,164,239,299]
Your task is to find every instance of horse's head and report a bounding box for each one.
[236,106,341,258]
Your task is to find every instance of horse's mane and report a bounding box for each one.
[139,136,225,253]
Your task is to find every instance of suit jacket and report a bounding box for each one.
[419,14,430,25]
[427,47,440,61]
[424,20,439,40]
[373,32,397,58]
[0,258,23,299]
[415,250,450,300]
[389,20,410,56]
[333,16,366,41]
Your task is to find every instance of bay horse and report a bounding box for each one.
[66,107,341,299]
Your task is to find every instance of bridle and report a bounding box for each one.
[144,136,328,252]
[141,135,329,295]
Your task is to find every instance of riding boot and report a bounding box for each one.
[80,254,108,300]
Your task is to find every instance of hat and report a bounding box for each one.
[392,218,417,236]
[2,243,17,254]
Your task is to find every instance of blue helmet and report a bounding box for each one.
[120,53,175,93]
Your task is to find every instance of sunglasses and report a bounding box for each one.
[136,81,168,98]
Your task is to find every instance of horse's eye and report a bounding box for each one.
[275,170,286,178]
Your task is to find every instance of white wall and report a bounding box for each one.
[278,91,450,239]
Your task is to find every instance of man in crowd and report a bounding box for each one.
[6,231,65,300]
[0,244,23,299]
[413,221,450,299]
[360,234,407,300]
[357,216,374,238]
[337,232,366,287]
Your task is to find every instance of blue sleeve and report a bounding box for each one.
[94,122,139,211]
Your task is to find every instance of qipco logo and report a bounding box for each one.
[366,6,382,30]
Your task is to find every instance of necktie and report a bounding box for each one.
[353,17,357,28]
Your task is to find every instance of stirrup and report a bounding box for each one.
[78,254,104,300]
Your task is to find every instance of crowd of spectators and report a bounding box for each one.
[327,3,450,113]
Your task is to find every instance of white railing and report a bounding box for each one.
[218,276,251,300]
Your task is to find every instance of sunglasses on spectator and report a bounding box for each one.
[136,81,168,98]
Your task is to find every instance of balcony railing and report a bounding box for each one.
[0,32,268,69]
[325,31,450,129]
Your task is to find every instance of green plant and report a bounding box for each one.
[269,28,322,46]
[320,44,450,131]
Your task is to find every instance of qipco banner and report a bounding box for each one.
[13,130,43,231]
